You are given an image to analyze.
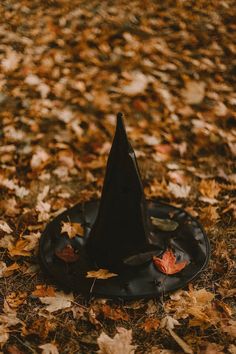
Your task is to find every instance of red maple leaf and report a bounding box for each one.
[153,249,188,275]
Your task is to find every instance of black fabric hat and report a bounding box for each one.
[39,113,210,299]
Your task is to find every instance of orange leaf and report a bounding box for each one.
[153,249,188,275]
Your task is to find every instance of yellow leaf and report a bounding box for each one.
[61,221,84,238]
[86,268,118,279]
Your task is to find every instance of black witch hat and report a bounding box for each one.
[39,113,210,299]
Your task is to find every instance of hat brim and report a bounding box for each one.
[39,199,210,299]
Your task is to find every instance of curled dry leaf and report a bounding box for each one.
[61,221,84,238]
[86,268,118,279]
[55,244,79,263]
[97,327,136,354]
[151,216,178,231]
[153,249,188,275]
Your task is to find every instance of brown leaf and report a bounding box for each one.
[55,244,79,263]
[101,304,129,321]
[61,221,84,238]
[199,179,221,199]
[139,318,160,332]
[153,249,188,275]
[86,269,118,279]
[32,285,55,297]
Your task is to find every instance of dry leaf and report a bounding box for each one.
[61,221,84,238]
[153,249,188,275]
[199,180,221,199]
[97,327,136,354]
[39,343,59,354]
[140,318,160,332]
[122,71,149,96]
[168,182,191,198]
[203,342,225,354]
[101,304,129,321]
[182,80,205,104]
[1,50,21,72]
[86,268,118,279]
[32,285,55,297]
[39,291,74,313]
[150,217,178,231]
[6,291,27,309]
[30,149,50,171]
[55,244,80,263]
[0,220,13,234]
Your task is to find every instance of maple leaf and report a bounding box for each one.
[86,268,118,279]
[39,291,73,313]
[61,221,84,238]
[97,327,136,354]
[39,343,59,354]
[153,249,188,275]
[55,244,79,263]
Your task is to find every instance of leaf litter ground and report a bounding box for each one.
[0,0,235,353]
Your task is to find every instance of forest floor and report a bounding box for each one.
[0,0,235,353]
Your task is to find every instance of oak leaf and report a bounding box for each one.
[153,249,188,275]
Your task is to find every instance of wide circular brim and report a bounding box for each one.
[39,200,210,299]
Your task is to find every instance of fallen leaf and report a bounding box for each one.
[32,285,55,297]
[168,182,191,198]
[140,318,160,332]
[101,304,129,321]
[39,291,74,313]
[181,80,205,105]
[150,217,178,231]
[2,263,20,277]
[153,249,188,275]
[86,268,118,279]
[0,326,9,348]
[228,344,236,354]
[0,220,13,234]
[199,179,221,199]
[121,71,149,96]
[30,148,50,171]
[61,221,84,238]
[55,244,80,263]
[203,342,225,354]
[39,343,59,354]
[97,327,136,354]
[6,291,27,309]
[1,49,21,72]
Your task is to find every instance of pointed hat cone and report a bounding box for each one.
[39,112,210,299]
[86,113,153,270]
